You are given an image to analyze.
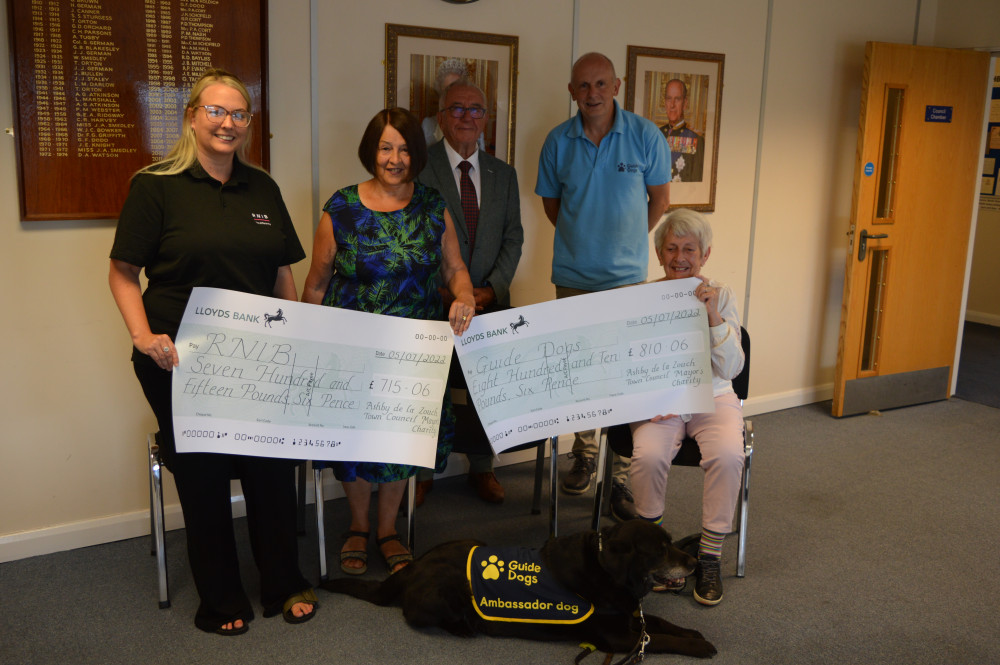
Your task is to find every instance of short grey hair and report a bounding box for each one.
[438,81,486,111]
[654,208,713,255]
[666,78,688,99]
[434,58,469,94]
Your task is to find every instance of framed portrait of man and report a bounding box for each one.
[386,24,518,164]
[625,46,725,211]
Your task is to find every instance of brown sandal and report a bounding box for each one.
[282,588,319,624]
[340,530,370,575]
[376,534,413,574]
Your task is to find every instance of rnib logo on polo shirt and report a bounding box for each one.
[251,213,272,226]
[617,162,640,173]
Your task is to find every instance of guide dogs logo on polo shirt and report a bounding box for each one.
[467,546,594,624]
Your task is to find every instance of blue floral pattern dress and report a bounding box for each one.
[321,182,455,483]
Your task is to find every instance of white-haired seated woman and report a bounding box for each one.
[629,208,745,607]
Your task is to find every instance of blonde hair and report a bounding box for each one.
[136,68,255,177]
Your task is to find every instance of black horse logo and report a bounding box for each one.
[510,314,529,334]
[264,308,288,327]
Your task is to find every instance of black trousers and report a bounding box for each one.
[133,356,309,631]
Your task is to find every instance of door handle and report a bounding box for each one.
[858,229,889,261]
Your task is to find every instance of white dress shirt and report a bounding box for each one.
[442,140,482,207]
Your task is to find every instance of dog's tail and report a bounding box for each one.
[319,572,407,606]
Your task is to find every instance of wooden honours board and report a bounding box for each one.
[6,0,267,220]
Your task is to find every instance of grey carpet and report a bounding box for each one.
[956,321,1000,409]
[2,398,999,664]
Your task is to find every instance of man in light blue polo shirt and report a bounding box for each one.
[535,51,671,518]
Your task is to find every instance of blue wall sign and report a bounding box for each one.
[864,162,875,176]
[925,106,953,123]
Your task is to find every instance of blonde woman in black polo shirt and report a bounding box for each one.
[109,69,317,635]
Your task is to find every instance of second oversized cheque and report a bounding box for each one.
[171,287,453,466]
[453,279,716,453]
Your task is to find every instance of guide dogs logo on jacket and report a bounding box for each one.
[467,546,594,624]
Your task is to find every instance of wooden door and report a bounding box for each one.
[833,43,990,417]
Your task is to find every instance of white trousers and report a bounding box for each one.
[629,392,744,533]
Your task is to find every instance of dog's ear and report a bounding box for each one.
[599,533,635,587]
[598,526,652,598]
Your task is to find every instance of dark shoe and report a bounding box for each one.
[693,555,723,606]
[610,479,640,521]
[414,479,434,507]
[468,471,505,503]
[560,453,596,494]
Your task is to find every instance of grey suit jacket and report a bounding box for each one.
[417,141,523,308]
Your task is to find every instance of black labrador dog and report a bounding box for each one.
[322,520,717,659]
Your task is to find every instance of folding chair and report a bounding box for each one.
[593,326,753,577]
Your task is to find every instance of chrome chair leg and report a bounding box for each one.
[736,420,753,578]
[314,467,328,581]
[530,441,545,515]
[296,462,307,535]
[148,433,170,609]
[406,475,416,553]
[591,428,609,531]
[548,436,559,538]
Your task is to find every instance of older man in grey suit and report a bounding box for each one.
[416,80,524,504]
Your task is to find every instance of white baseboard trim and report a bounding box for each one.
[0,447,544,564]
[965,311,1000,327]
[742,383,833,417]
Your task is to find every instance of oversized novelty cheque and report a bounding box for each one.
[171,287,452,466]
[453,279,715,453]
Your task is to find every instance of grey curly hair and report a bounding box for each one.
[654,208,713,255]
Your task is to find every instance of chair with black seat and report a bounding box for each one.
[146,432,309,607]
[593,326,753,577]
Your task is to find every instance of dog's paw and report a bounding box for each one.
[677,627,707,640]
[686,638,717,659]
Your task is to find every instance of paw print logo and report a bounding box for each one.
[481,555,505,580]
[617,162,626,172]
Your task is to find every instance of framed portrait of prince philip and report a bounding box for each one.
[625,45,724,212]
[385,24,519,164]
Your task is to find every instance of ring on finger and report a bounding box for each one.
[162,346,170,352]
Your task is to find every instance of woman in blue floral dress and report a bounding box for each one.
[302,108,475,575]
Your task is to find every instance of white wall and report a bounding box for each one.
[2,0,996,562]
